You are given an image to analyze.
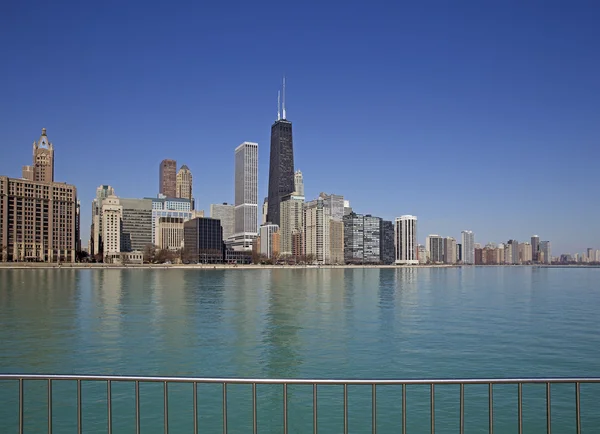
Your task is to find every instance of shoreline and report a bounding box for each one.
[0,263,597,270]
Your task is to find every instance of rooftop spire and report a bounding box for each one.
[277,90,281,120]
[282,76,286,120]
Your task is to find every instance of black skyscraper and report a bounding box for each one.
[267,80,294,226]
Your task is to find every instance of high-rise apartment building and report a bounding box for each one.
[210,203,235,241]
[418,244,428,264]
[426,235,444,263]
[294,170,304,197]
[101,195,122,255]
[90,185,116,256]
[279,192,304,257]
[519,242,533,263]
[461,230,475,264]
[120,198,153,252]
[343,200,353,216]
[159,159,177,197]
[259,223,280,259]
[261,198,268,225]
[456,243,462,263]
[1,129,77,262]
[395,215,418,265]
[540,241,551,264]
[343,213,381,264]
[319,192,345,222]
[507,239,519,264]
[231,142,258,251]
[443,237,457,264]
[531,235,540,262]
[380,220,395,265]
[304,197,325,263]
[176,165,193,200]
[157,217,184,251]
[267,80,295,226]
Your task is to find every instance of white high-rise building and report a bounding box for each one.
[259,223,279,258]
[294,170,304,197]
[262,198,268,225]
[230,142,258,251]
[461,230,475,264]
[395,215,418,265]
[91,185,116,256]
[101,195,122,255]
[280,192,304,256]
[210,203,235,241]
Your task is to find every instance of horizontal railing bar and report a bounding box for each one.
[1,374,599,385]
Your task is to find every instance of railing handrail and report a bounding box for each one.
[2,373,600,384]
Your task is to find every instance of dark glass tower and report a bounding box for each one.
[267,101,295,227]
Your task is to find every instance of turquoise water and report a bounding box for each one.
[0,267,599,432]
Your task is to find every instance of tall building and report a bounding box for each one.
[149,195,193,245]
[329,220,344,264]
[259,223,280,259]
[417,244,428,264]
[1,129,77,262]
[120,198,153,252]
[380,220,395,265]
[319,192,345,222]
[531,235,540,262]
[426,235,444,263]
[304,197,324,264]
[540,241,551,264]
[210,203,235,241]
[280,192,304,257]
[587,248,594,262]
[343,200,353,216]
[101,195,122,255]
[507,240,519,264]
[267,79,294,226]
[157,217,184,251]
[22,128,54,183]
[159,159,177,197]
[261,198,268,225]
[176,165,193,200]
[519,242,533,263]
[456,243,462,263]
[231,142,258,251]
[461,230,475,265]
[395,215,418,265]
[343,213,381,264]
[443,237,457,264]
[183,217,223,263]
[294,170,304,197]
[90,185,116,256]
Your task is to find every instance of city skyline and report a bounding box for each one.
[2,2,599,254]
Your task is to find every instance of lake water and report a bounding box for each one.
[0,267,599,432]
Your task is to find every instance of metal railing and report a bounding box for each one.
[1,374,598,433]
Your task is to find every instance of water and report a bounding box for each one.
[0,267,599,432]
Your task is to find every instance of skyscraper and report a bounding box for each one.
[461,230,475,264]
[176,165,193,200]
[22,128,54,183]
[280,192,304,257]
[531,235,540,262]
[380,220,395,265]
[426,235,444,263]
[90,184,116,256]
[267,78,295,226]
[294,170,304,197]
[343,213,381,264]
[395,215,418,265]
[443,237,457,264]
[101,195,122,256]
[210,203,235,241]
[159,159,177,197]
[231,142,258,251]
[540,241,552,264]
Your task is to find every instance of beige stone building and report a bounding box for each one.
[101,195,122,255]
[157,217,184,251]
[279,192,304,256]
[176,165,193,200]
[0,129,78,262]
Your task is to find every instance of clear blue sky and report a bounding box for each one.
[1,0,599,254]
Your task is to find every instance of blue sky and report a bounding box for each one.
[1,0,599,254]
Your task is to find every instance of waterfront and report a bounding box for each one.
[0,267,599,432]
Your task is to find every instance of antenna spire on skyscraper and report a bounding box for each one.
[277,90,281,120]
[282,76,286,120]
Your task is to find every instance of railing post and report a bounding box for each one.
[136,381,141,434]
[77,379,82,434]
[252,383,257,434]
[489,383,493,434]
[430,384,435,434]
[164,381,169,434]
[575,382,581,434]
[222,383,227,434]
[518,383,523,434]
[107,380,112,434]
[460,383,464,434]
[546,383,551,434]
[194,382,198,434]
[19,378,24,434]
[402,383,406,434]
[372,384,377,434]
[343,383,348,434]
[48,379,52,434]
[283,383,288,434]
[313,383,318,434]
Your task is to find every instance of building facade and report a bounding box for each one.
[443,237,457,264]
[426,234,444,263]
[279,192,304,257]
[461,230,475,264]
[259,223,280,259]
[232,142,258,251]
[90,185,116,256]
[540,241,551,264]
[267,96,295,227]
[210,203,235,241]
[149,196,193,245]
[22,128,54,183]
[395,215,418,265]
[159,159,177,198]
[343,213,381,264]
[120,198,152,252]
[101,195,122,255]
[294,170,304,197]
[176,165,193,200]
[531,235,540,262]
[319,192,345,222]
[380,220,395,265]
[183,217,223,263]
[157,217,184,251]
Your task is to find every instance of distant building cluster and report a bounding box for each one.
[1,90,596,265]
